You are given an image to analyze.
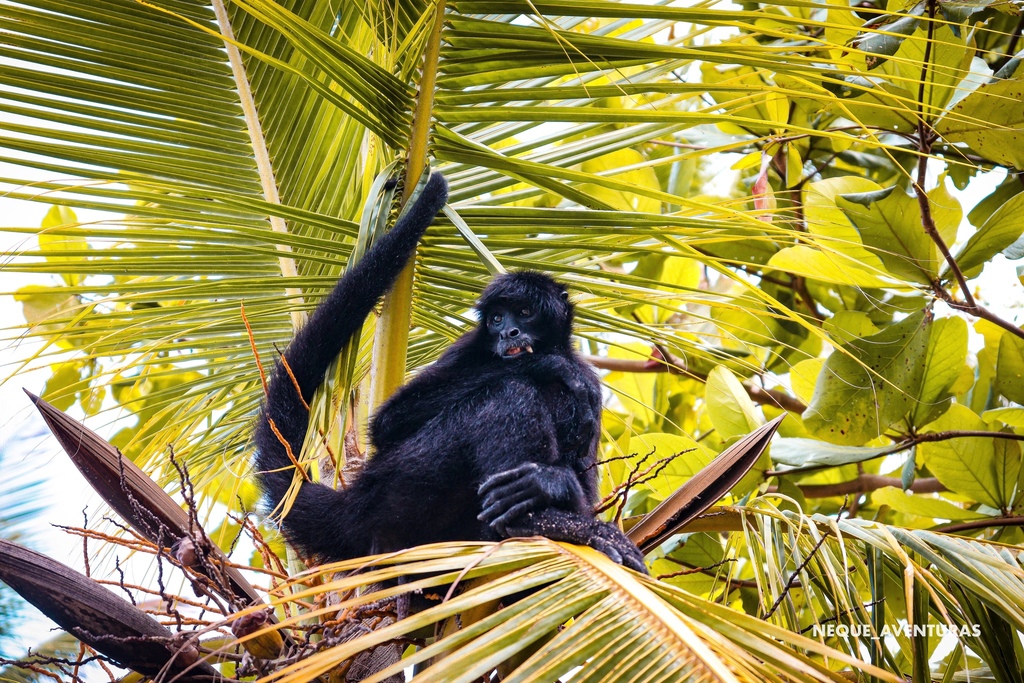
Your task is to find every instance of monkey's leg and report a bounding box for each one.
[502,509,647,574]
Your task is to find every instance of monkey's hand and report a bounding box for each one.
[477,463,585,536]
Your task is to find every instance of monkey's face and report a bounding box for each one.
[486,303,543,359]
[477,271,574,360]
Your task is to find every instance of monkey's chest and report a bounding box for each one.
[539,384,594,452]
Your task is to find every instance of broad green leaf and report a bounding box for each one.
[804,313,930,445]
[892,26,972,115]
[955,191,1024,276]
[996,438,1024,508]
[901,449,917,490]
[911,316,967,427]
[826,74,919,133]
[854,15,921,69]
[579,149,662,213]
[80,384,105,417]
[638,255,701,323]
[823,310,879,344]
[785,142,802,188]
[42,363,82,412]
[996,332,1024,404]
[764,92,789,128]
[605,342,660,426]
[940,0,1008,21]
[768,246,895,288]
[837,185,959,284]
[38,206,87,287]
[871,486,987,521]
[14,286,79,328]
[803,176,887,256]
[949,362,976,397]
[919,404,1015,509]
[705,365,761,440]
[939,77,1024,169]
[790,358,824,404]
[825,0,862,47]
[982,407,1024,428]
[771,438,892,468]
[651,532,725,594]
[1005,232,1024,260]
[711,297,781,348]
[968,176,1021,228]
[927,180,965,248]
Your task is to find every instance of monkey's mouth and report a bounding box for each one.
[501,344,533,358]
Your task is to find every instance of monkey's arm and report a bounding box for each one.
[254,172,448,508]
[472,382,644,573]
[369,365,468,451]
[474,382,590,534]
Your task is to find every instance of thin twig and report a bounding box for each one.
[656,557,735,580]
[274,344,310,412]
[266,417,310,482]
[241,301,269,396]
[763,528,831,619]
[794,474,945,498]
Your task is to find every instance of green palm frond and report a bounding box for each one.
[232,539,900,683]
[3,0,991,477]
[3,1,1023,680]
[698,504,1024,680]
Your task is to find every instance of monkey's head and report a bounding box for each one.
[476,271,574,360]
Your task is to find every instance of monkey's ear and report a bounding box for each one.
[560,291,569,300]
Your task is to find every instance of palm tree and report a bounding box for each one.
[3,0,1024,680]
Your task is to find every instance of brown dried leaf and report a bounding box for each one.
[26,391,263,608]
[628,415,784,551]
[0,539,221,682]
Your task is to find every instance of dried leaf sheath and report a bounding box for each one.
[629,415,785,551]
[0,539,223,683]
[26,391,263,609]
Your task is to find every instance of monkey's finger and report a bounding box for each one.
[478,463,538,495]
[609,540,647,574]
[480,485,530,516]
[619,545,649,574]
[480,479,532,506]
[590,540,624,566]
[487,501,534,535]
[478,488,533,524]
[623,555,647,573]
[478,470,521,495]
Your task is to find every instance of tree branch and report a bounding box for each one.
[583,354,808,413]
[910,1,1024,343]
[795,475,945,498]
[934,516,1024,533]
[768,429,1024,477]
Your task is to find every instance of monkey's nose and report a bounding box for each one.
[508,328,520,338]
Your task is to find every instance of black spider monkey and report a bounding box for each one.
[254,171,646,573]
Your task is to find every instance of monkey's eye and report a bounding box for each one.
[491,313,503,324]
[520,307,532,317]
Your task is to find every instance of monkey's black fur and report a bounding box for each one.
[254,171,646,573]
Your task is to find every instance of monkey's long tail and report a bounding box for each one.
[253,171,448,560]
